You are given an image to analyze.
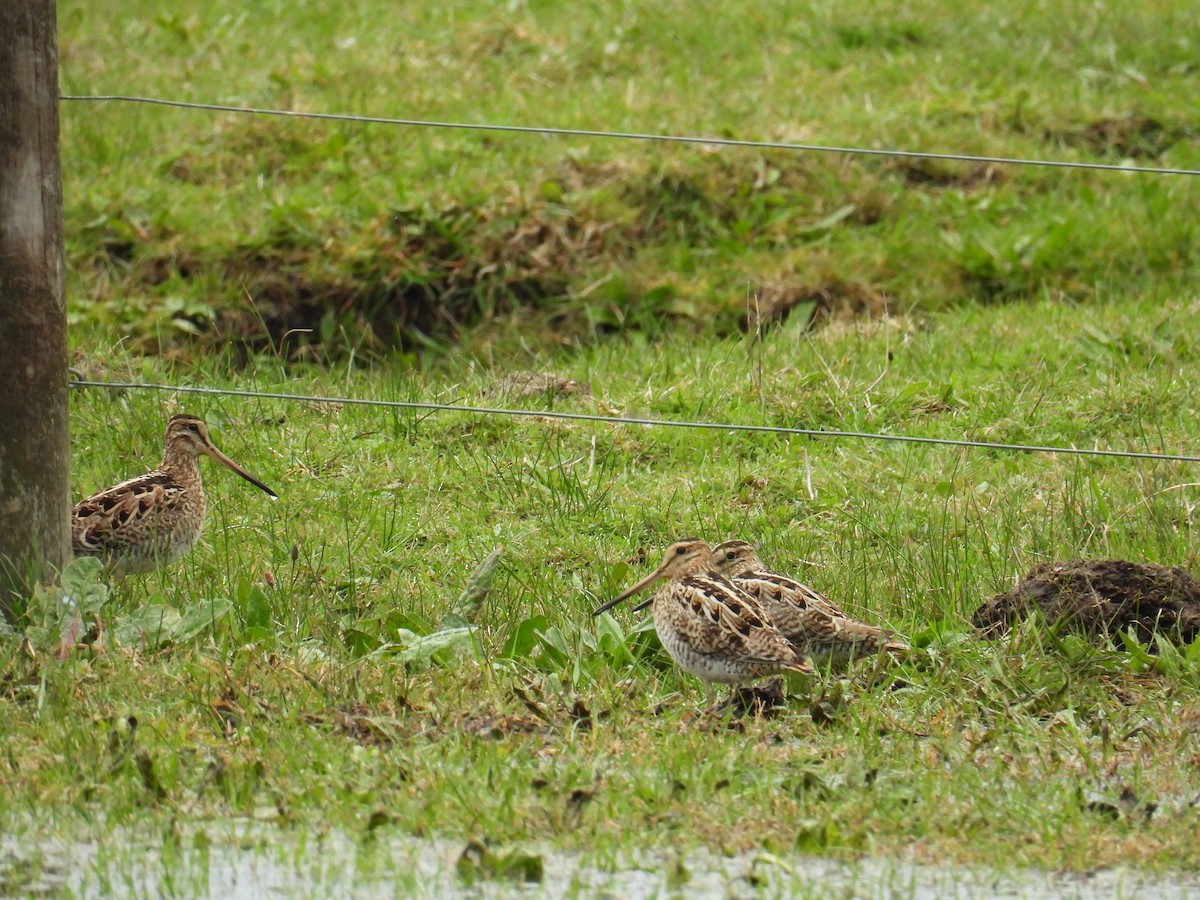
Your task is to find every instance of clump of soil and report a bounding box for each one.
[1046,113,1190,159]
[973,558,1200,644]
[211,204,621,357]
[716,678,789,719]
[742,276,889,335]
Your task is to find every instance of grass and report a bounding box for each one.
[58,0,1200,357]
[4,0,1200,892]
[7,293,1200,891]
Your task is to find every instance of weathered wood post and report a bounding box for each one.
[0,0,70,607]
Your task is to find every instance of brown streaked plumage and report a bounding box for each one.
[72,414,277,574]
[713,540,908,666]
[592,538,813,693]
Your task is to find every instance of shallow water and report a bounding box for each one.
[3,827,1198,899]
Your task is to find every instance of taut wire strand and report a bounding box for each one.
[69,380,1200,464]
[59,95,1200,177]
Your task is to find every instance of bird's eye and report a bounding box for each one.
[187,424,201,433]
[725,551,736,560]
[675,546,688,555]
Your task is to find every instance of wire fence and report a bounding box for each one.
[68,380,1200,465]
[61,94,1200,178]
[61,94,1200,468]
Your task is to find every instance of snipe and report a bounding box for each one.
[72,414,277,574]
[593,538,812,698]
[713,540,908,667]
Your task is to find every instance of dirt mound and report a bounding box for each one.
[741,276,889,335]
[973,558,1200,644]
[1045,113,1192,159]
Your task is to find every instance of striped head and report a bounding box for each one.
[162,414,277,499]
[592,538,714,616]
[712,539,763,579]
[162,414,219,463]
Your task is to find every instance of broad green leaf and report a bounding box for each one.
[59,557,111,618]
[242,584,273,631]
[534,624,571,669]
[501,615,548,660]
[113,604,183,651]
[345,628,380,657]
[387,626,474,665]
[173,597,234,644]
[386,610,435,637]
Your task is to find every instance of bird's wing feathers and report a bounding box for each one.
[667,573,801,665]
[745,569,848,618]
[735,570,907,653]
[72,471,186,551]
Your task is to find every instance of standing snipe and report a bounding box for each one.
[72,414,277,574]
[592,538,812,697]
[713,540,908,666]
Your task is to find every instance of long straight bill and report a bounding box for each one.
[591,568,665,616]
[207,446,279,499]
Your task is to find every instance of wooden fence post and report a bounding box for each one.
[0,0,70,607]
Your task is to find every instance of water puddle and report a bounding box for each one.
[2,826,1197,898]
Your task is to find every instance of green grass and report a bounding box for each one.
[5,0,1200,891]
[7,293,1200,890]
[58,0,1200,357]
